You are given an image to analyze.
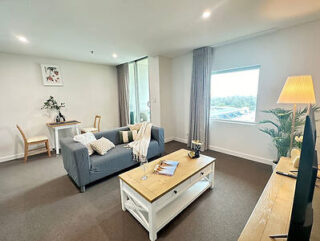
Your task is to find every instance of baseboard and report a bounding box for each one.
[208,145,273,166]
[0,153,25,163]
[164,137,174,143]
[0,147,54,163]
[173,137,188,144]
[171,137,273,166]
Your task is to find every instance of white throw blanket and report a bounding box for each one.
[128,122,152,162]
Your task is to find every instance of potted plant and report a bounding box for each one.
[259,106,319,164]
[41,96,66,122]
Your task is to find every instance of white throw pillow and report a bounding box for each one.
[129,123,142,132]
[73,132,96,155]
[90,137,115,155]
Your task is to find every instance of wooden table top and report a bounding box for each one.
[239,157,320,241]
[119,149,215,203]
[46,120,80,128]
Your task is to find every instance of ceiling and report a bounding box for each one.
[1,0,320,65]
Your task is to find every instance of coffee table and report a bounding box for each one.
[119,149,216,241]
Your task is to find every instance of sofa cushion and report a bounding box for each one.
[119,130,138,143]
[73,132,96,155]
[94,127,129,145]
[129,123,142,132]
[90,144,133,173]
[90,137,115,155]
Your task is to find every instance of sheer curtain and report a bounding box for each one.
[117,63,130,126]
[188,47,214,151]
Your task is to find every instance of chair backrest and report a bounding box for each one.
[94,115,101,132]
[16,125,27,143]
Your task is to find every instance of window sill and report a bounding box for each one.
[210,118,258,126]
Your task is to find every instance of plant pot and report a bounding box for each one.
[55,111,66,123]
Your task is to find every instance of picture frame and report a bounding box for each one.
[41,64,63,86]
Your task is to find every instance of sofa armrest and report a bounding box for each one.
[60,137,90,189]
[151,126,164,154]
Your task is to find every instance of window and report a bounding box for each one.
[128,58,150,124]
[210,66,260,122]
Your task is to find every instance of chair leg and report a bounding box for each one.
[24,143,29,163]
[45,140,51,157]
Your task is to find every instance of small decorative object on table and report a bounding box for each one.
[153,160,179,176]
[188,140,202,159]
[41,96,66,123]
[291,135,303,168]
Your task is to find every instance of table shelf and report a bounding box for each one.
[155,179,210,231]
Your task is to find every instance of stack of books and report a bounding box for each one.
[153,160,179,176]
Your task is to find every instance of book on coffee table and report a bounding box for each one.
[153,160,179,176]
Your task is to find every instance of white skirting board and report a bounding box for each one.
[171,137,273,166]
[0,153,25,163]
[0,146,54,163]
[164,137,174,143]
[0,137,273,165]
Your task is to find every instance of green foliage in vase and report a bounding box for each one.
[259,105,319,160]
[41,96,65,111]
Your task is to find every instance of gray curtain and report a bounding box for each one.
[117,63,130,127]
[188,47,214,151]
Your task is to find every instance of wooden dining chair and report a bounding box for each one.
[81,115,101,133]
[16,125,51,163]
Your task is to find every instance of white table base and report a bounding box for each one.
[49,124,80,155]
[120,162,215,241]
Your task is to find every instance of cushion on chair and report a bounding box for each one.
[81,127,98,133]
[119,130,138,143]
[73,132,96,155]
[90,137,115,155]
[27,135,48,143]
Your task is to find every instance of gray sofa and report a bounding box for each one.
[60,126,164,192]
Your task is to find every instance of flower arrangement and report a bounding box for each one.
[41,96,66,122]
[294,135,303,149]
[41,96,65,111]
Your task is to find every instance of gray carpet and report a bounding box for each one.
[0,141,272,241]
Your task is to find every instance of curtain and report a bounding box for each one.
[117,63,130,126]
[188,47,214,151]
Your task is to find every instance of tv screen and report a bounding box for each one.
[287,113,318,241]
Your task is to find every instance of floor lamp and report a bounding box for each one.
[277,75,316,155]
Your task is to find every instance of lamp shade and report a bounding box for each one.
[277,75,316,104]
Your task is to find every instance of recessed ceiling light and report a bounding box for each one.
[202,10,211,19]
[112,53,118,58]
[16,35,29,43]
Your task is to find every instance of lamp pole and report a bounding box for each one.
[289,103,297,155]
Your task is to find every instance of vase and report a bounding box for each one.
[291,148,301,168]
[55,111,66,123]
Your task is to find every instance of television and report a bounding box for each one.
[288,110,318,240]
[271,110,318,240]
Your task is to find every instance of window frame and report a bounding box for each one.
[210,65,261,124]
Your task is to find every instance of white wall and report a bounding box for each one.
[148,56,175,142]
[148,56,161,127]
[159,56,174,141]
[0,53,119,162]
[171,20,320,165]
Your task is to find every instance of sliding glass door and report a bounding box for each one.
[128,58,150,124]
